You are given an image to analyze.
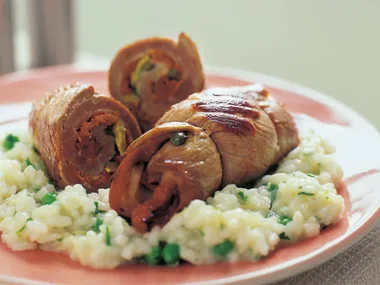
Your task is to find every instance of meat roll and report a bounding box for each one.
[110,84,299,232]
[108,32,205,132]
[29,84,142,192]
[110,123,222,232]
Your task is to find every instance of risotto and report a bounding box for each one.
[0,130,344,268]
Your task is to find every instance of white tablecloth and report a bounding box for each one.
[271,222,380,285]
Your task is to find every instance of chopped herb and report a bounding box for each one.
[94,201,106,214]
[266,182,279,202]
[170,132,187,146]
[25,157,36,169]
[2,134,19,151]
[212,240,234,257]
[105,225,111,246]
[220,223,225,230]
[91,217,103,233]
[33,188,40,193]
[162,243,180,265]
[41,193,56,205]
[267,182,279,192]
[324,190,329,200]
[144,245,161,265]
[199,230,205,236]
[306,173,315,177]
[297,192,315,196]
[279,233,290,240]
[16,217,33,235]
[279,216,292,225]
[237,191,248,202]
[57,237,63,242]
[167,69,179,80]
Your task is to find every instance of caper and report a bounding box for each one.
[170,132,187,146]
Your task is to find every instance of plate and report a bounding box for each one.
[0,65,379,285]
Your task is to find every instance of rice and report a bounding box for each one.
[0,130,345,268]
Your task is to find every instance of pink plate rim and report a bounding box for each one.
[0,64,379,285]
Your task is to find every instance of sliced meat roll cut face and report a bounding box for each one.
[157,92,279,186]
[29,84,142,192]
[108,33,205,131]
[109,122,222,233]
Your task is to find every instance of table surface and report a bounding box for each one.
[271,222,380,285]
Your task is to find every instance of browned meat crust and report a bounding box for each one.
[110,123,222,233]
[110,84,299,232]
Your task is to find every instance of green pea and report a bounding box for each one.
[41,193,56,205]
[162,243,180,265]
[144,245,161,265]
[170,132,187,146]
[212,240,234,257]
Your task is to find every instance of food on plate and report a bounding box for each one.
[0,59,346,269]
[0,129,344,268]
[110,84,300,232]
[108,32,205,131]
[29,84,142,192]
[110,122,223,233]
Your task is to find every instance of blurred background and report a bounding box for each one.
[1,0,379,129]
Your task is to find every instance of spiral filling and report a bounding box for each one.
[110,123,223,233]
[132,171,180,233]
[120,50,182,106]
[74,113,127,181]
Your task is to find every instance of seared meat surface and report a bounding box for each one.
[110,84,299,232]
[110,123,222,233]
